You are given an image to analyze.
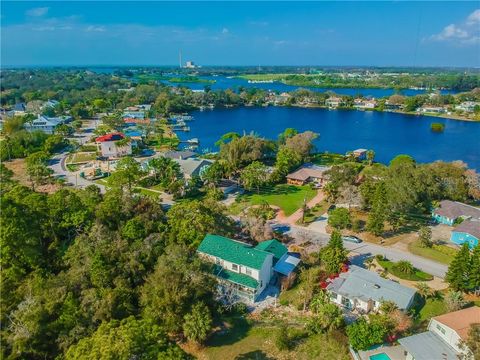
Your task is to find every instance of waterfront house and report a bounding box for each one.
[455,101,478,113]
[418,105,447,114]
[451,219,480,248]
[399,306,480,360]
[197,235,298,303]
[174,158,212,179]
[286,163,331,186]
[351,148,368,160]
[274,92,291,105]
[432,200,480,226]
[326,265,416,313]
[95,132,132,158]
[353,98,377,109]
[325,96,344,108]
[384,101,403,111]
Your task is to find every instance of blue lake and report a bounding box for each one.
[177,107,480,170]
[166,75,457,97]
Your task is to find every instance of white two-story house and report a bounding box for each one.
[197,235,297,303]
[399,306,480,360]
[95,132,132,159]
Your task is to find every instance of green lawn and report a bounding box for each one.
[408,240,458,265]
[302,200,330,224]
[67,152,97,164]
[231,184,317,216]
[418,297,448,323]
[378,259,433,281]
[137,188,161,198]
[197,315,349,360]
[311,152,346,166]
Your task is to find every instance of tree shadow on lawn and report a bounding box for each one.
[235,350,275,360]
[207,315,252,348]
[251,184,304,196]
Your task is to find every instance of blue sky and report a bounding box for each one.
[1,1,479,67]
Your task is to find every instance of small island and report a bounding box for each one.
[431,123,445,132]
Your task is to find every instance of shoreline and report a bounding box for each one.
[197,103,479,123]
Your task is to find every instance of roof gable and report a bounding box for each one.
[96,133,126,142]
[434,200,480,220]
[433,306,480,340]
[198,234,271,270]
[453,219,480,240]
[255,240,287,263]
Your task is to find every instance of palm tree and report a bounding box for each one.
[364,257,375,270]
[366,150,375,165]
[396,260,415,275]
[415,282,433,299]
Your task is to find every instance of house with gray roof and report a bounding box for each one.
[399,306,480,360]
[432,200,480,226]
[432,200,480,248]
[326,265,416,313]
[175,158,212,179]
[162,150,197,160]
[451,219,480,249]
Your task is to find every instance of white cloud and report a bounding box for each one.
[467,9,480,25]
[85,25,106,32]
[429,9,480,45]
[432,24,468,40]
[26,7,49,17]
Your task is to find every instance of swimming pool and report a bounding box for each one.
[369,353,392,360]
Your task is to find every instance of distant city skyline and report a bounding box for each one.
[1,1,479,67]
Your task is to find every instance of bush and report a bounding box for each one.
[352,219,363,232]
[327,207,351,229]
[375,254,386,262]
[275,325,293,351]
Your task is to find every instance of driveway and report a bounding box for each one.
[287,226,448,278]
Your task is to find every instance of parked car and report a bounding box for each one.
[342,235,362,243]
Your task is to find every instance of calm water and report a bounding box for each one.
[166,75,457,97]
[177,107,480,170]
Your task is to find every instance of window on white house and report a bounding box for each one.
[246,268,252,276]
[231,264,238,271]
[436,324,446,334]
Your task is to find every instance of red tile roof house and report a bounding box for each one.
[95,133,132,159]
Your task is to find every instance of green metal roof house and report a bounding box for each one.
[198,234,297,303]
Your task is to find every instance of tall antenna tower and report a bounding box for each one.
[179,50,182,68]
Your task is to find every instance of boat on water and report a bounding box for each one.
[186,138,199,144]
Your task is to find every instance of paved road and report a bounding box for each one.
[288,225,448,278]
[48,120,106,193]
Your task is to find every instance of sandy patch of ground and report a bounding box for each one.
[4,158,61,194]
